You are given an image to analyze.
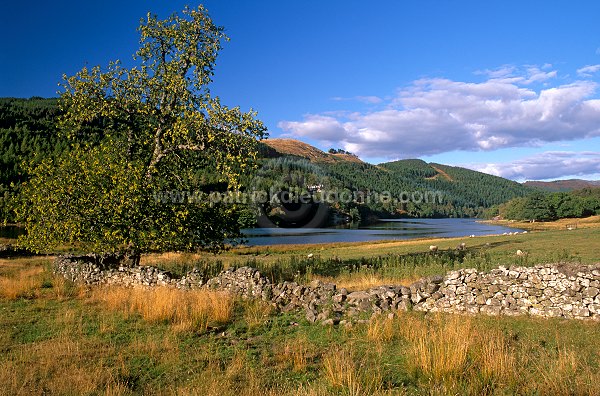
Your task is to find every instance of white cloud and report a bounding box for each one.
[278,115,347,141]
[278,65,600,159]
[577,64,600,77]
[331,95,383,104]
[466,151,600,181]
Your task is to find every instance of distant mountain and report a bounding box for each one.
[523,179,600,192]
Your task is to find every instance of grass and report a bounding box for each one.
[0,223,599,394]
[488,214,600,231]
[90,286,234,332]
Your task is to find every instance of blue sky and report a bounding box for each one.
[2,0,600,181]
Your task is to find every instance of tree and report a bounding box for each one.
[521,193,554,221]
[17,6,266,260]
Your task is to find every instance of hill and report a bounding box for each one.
[524,179,600,192]
[260,138,363,164]
[254,141,533,220]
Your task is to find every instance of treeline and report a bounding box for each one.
[328,148,356,156]
[491,188,600,221]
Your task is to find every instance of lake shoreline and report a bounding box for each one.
[241,218,522,246]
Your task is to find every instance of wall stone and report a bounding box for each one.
[54,255,600,324]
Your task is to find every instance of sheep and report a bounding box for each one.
[429,245,438,252]
[516,249,527,257]
[456,242,467,251]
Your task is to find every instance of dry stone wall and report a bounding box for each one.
[54,255,600,323]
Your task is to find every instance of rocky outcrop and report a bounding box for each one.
[54,255,600,323]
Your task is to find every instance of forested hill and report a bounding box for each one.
[0,98,534,223]
[0,97,67,185]
[257,141,534,218]
[524,179,600,192]
[0,97,69,221]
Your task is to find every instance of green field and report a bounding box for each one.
[1,224,600,395]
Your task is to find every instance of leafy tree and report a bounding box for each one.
[500,187,600,221]
[520,194,554,221]
[17,6,266,259]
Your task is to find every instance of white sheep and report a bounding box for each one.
[456,242,467,251]
[429,245,438,252]
[516,249,527,257]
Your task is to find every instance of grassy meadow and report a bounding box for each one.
[1,218,600,395]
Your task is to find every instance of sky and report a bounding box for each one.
[1,0,600,181]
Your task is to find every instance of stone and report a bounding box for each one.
[425,282,440,294]
[572,307,590,317]
[332,293,346,303]
[54,256,600,325]
[305,308,318,323]
[347,291,371,302]
[480,305,501,316]
[446,271,461,281]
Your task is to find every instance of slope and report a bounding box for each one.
[524,179,600,192]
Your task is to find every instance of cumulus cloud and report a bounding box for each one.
[278,115,347,141]
[278,65,600,159]
[577,64,600,77]
[466,151,600,181]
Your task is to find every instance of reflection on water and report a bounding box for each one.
[241,218,522,246]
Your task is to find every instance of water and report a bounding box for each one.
[241,218,522,246]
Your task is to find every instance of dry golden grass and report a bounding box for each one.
[90,286,234,332]
[274,335,315,372]
[312,273,419,291]
[489,215,600,231]
[407,314,473,381]
[242,298,274,329]
[322,347,383,396]
[0,266,44,299]
[0,336,130,396]
[367,316,396,344]
[3,247,600,395]
[526,344,600,396]
[475,328,516,385]
[263,138,357,164]
[140,251,205,268]
[383,311,600,394]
